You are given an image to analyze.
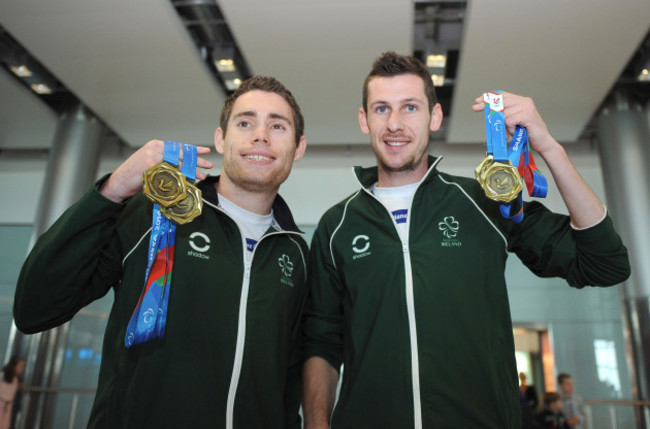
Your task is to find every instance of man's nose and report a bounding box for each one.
[387,110,404,132]
[253,125,269,144]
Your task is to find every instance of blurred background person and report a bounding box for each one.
[520,371,540,411]
[0,357,25,429]
[537,392,570,429]
[558,373,587,429]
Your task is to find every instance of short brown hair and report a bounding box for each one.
[362,51,438,113]
[2,356,25,383]
[557,373,572,386]
[219,75,305,145]
[543,392,562,406]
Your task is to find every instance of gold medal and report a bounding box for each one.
[142,162,188,207]
[475,155,523,202]
[161,182,203,224]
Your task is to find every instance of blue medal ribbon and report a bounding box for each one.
[499,126,526,223]
[484,92,548,223]
[509,126,548,199]
[485,92,508,162]
[181,143,197,181]
[125,141,198,347]
[165,140,180,167]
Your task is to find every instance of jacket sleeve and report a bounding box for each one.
[506,201,630,288]
[302,213,345,371]
[13,185,125,334]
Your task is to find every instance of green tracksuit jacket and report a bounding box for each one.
[303,156,630,429]
[14,176,308,428]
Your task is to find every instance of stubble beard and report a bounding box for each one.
[223,162,290,195]
[375,144,428,175]
[379,157,419,174]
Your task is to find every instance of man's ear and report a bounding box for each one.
[214,127,225,154]
[429,103,443,132]
[293,136,307,162]
[358,107,370,135]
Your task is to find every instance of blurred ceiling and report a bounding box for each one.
[0,0,649,150]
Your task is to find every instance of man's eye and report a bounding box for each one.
[376,106,388,114]
[272,123,286,130]
[405,105,417,112]
[238,121,250,128]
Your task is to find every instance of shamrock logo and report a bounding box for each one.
[278,254,294,277]
[438,216,460,239]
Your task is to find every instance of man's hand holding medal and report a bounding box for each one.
[472,91,549,222]
[100,139,213,224]
[142,141,204,224]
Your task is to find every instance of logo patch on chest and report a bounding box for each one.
[392,209,408,224]
[278,254,294,287]
[438,216,462,247]
[187,231,211,259]
[351,234,372,260]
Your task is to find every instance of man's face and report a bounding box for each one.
[359,73,442,186]
[16,360,25,376]
[215,90,306,194]
[550,399,563,413]
[560,378,575,396]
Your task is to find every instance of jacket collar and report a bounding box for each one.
[353,155,443,189]
[198,176,303,234]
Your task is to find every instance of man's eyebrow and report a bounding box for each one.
[232,111,256,120]
[370,97,424,106]
[232,111,291,124]
[268,112,292,124]
[402,97,424,104]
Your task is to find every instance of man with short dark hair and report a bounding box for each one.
[15,76,308,428]
[558,373,587,429]
[302,51,629,428]
[537,392,570,429]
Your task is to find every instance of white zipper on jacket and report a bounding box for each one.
[225,251,251,429]
[202,200,255,429]
[402,241,422,429]
[205,199,306,429]
[224,227,305,429]
[361,187,423,429]
[356,157,441,429]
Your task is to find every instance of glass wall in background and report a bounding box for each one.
[50,294,112,428]
[0,225,32,361]
[0,224,112,428]
[507,256,633,429]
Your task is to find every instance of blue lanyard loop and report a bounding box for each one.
[125,141,198,347]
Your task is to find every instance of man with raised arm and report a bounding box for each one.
[15,76,308,428]
[302,52,629,429]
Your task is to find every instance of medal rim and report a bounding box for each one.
[475,156,523,202]
[142,162,188,207]
[161,183,203,224]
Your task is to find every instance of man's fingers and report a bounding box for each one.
[144,142,213,178]
[198,158,214,168]
[177,145,211,160]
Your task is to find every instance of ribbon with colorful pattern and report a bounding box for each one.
[125,141,197,347]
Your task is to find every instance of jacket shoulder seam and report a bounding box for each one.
[288,235,308,275]
[123,227,152,266]
[329,190,362,269]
